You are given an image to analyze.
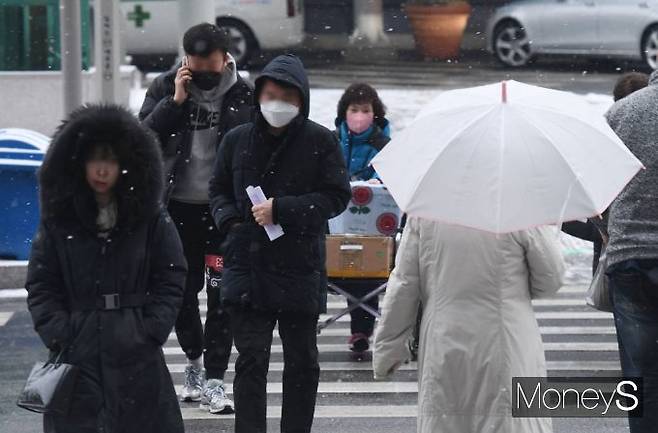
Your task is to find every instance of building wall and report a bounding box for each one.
[0,67,139,136]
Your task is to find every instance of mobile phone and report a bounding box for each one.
[181,55,190,90]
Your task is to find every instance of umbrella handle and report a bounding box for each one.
[556,175,580,236]
[502,81,508,104]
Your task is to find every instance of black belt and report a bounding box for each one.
[70,293,149,311]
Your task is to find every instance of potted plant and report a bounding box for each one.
[405,0,473,60]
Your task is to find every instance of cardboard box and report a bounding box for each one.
[326,235,394,279]
[329,182,401,236]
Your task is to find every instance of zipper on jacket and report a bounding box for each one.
[96,232,111,424]
[97,234,111,291]
[347,133,354,177]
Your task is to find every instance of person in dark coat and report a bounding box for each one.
[561,72,649,274]
[333,83,391,355]
[209,54,351,433]
[25,105,187,433]
[139,23,253,412]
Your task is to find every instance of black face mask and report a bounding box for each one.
[191,71,222,91]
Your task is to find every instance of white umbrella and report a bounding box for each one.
[371,80,643,233]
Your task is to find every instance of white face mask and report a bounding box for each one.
[260,100,300,128]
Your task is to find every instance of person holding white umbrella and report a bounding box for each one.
[371,81,643,433]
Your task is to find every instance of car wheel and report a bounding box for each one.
[216,18,258,69]
[493,21,534,68]
[642,25,658,70]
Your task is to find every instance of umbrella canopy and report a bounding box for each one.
[371,80,643,233]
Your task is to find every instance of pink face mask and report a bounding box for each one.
[346,111,374,135]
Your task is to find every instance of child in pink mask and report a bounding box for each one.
[333,83,391,355]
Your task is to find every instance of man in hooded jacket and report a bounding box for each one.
[209,54,351,433]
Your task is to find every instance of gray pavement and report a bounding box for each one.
[0,285,631,433]
[302,52,634,95]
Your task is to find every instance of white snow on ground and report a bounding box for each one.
[128,87,615,135]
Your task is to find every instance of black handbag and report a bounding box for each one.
[16,349,78,415]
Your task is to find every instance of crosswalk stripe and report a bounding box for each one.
[531,299,586,306]
[547,360,620,371]
[167,327,356,340]
[0,289,27,299]
[186,311,613,325]
[175,382,417,395]
[538,326,616,334]
[534,311,612,319]
[166,360,621,374]
[167,362,416,373]
[162,341,618,357]
[167,325,617,342]
[194,298,590,312]
[163,344,349,355]
[180,405,418,420]
[0,312,13,327]
[316,311,612,322]
[0,286,588,303]
[196,290,589,302]
[0,289,587,303]
[543,342,618,351]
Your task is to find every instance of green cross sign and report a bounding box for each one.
[128,4,151,28]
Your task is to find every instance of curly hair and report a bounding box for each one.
[336,83,387,128]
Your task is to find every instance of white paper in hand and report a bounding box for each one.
[246,186,285,241]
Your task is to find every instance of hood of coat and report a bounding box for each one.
[254,54,310,120]
[39,104,164,231]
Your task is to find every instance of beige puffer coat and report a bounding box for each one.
[374,218,565,433]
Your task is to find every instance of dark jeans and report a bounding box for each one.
[609,260,658,433]
[230,308,320,433]
[168,200,233,380]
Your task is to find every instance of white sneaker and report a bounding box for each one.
[180,365,204,402]
[200,379,235,414]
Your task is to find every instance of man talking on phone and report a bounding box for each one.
[139,23,253,415]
